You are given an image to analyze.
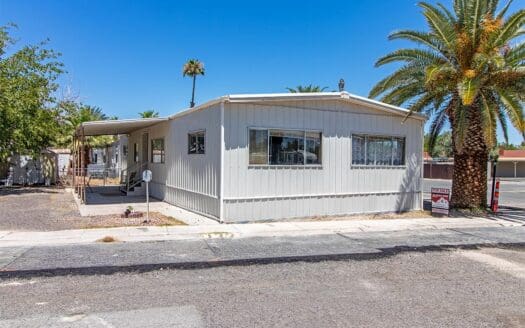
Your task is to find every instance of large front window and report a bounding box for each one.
[352,134,405,166]
[249,128,322,165]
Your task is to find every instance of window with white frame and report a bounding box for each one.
[151,138,165,163]
[188,131,205,154]
[249,128,322,165]
[352,135,405,166]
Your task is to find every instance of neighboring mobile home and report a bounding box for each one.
[78,92,425,222]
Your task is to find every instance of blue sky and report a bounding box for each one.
[1,0,523,144]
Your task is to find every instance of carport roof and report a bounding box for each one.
[76,117,169,136]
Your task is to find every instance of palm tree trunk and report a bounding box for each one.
[450,104,489,209]
[190,76,196,108]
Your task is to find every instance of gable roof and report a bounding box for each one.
[170,92,427,121]
[78,92,425,136]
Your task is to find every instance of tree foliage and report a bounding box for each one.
[286,84,328,93]
[370,0,524,152]
[55,101,114,149]
[0,24,64,162]
[0,25,116,164]
[183,59,205,108]
[424,131,454,157]
[139,110,159,118]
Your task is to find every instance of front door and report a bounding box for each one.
[142,133,149,166]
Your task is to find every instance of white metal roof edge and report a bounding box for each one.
[76,117,169,136]
[77,92,426,136]
[224,92,426,121]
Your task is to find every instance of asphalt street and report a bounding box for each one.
[1,247,524,327]
[423,178,525,208]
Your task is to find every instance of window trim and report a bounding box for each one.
[150,137,165,164]
[188,130,206,155]
[248,127,323,167]
[350,133,407,168]
[133,143,139,163]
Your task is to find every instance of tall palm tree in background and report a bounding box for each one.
[138,110,159,118]
[286,84,328,93]
[183,59,205,108]
[369,0,524,210]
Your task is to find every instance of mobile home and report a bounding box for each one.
[78,92,425,222]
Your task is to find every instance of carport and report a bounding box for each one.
[73,117,168,203]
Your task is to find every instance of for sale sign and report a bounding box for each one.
[431,188,450,215]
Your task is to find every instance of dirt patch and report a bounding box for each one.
[307,210,433,221]
[79,212,186,229]
[253,210,433,223]
[97,236,120,243]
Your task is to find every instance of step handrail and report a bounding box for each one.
[120,162,148,193]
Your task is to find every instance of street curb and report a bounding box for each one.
[1,242,524,279]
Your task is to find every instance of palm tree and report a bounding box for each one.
[182,59,205,108]
[369,0,524,210]
[139,110,159,118]
[286,84,328,93]
[56,102,113,166]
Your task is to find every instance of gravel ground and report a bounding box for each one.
[79,212,185,229]
[0,187,81,231]
[0,187,184,231]
[0,247,524,327]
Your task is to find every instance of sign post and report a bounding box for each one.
[142,170,152,223]
[431,187,450,216]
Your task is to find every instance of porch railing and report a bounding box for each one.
[120,162,148,194]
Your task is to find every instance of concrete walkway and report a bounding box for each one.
[1,223,524,278]
[0,216,521,248]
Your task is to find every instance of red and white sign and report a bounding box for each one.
[431,188,450,215]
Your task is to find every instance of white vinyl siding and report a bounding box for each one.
[127,106,220,219]
[223,100,422,222]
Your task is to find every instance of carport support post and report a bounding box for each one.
[72,135,76,193]
[81,127,85,203]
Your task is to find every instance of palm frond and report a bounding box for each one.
[454,0,466,24]
[453,104,470,152]
[479,92,498,148]
[388,30,445,54]
[427,105,449,154]
[369,64,423,98]
[419,2,457,49]
[496,0,514,19]
[492,9,525,47]
[375,48,445,67]
[496,88,525,138]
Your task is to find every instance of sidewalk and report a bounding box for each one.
[1,216,524,278]
[0,216,521,248]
